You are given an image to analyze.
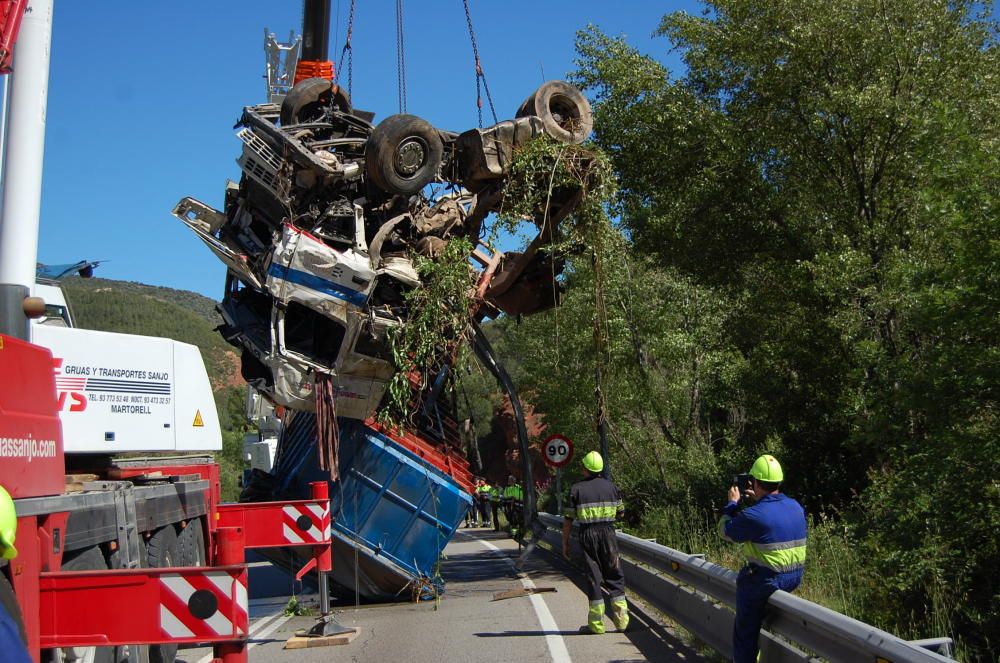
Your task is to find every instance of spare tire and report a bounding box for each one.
[515,80,593,145]
[280,77,352,126]
[365,114,443,195]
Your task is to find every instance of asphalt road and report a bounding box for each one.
[177,528,709,663]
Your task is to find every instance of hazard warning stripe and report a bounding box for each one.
[280,502,331,544]
[307,502,333,539]
[159,571,248,640]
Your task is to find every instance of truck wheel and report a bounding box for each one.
[177,518,206,566]
[146,526,180,663]
[515,81,593,145]
[0,570,27,647]
[365,114,443,195]
[52,547,114,663]
[280,77,352,125]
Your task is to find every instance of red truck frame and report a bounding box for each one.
[1,333,336,662]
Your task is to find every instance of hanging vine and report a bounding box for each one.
[498,135,623,465]
[377,236,477,430]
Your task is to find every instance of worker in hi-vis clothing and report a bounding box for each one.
[562,451,629,634]
[0,485,31,663]
[489,483,502,532]
[476,479,493,527]
[718,454,807,663]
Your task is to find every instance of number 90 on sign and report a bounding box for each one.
[543,434,574,467]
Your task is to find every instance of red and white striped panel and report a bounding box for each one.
[159,570,248,641]
[281,502,332,545]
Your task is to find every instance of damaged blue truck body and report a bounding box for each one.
[258,414,473,600]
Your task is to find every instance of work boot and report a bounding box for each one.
[583,599,606,634]
[610,596,629,632]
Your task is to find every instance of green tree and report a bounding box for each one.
[569,1,997,656]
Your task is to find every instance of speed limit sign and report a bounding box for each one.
[543,434,574,467]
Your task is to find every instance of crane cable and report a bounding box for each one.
[337,0,357,97]
[395,0,407,113]
[462,0,498,128]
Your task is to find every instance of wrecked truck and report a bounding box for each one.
[172,76,593,599]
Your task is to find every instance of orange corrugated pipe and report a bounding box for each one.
[294,59,335,85]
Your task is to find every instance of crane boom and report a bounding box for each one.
[0,0,52,340]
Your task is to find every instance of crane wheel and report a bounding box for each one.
[365,114,443,195]
[515,81,593,145]
[54,547,115,663]
[147,526,180,663]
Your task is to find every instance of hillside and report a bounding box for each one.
[59,277,240,392]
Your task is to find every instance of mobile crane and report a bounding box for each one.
[0,3,340,662]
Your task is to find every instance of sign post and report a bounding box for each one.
[542,434,574,516]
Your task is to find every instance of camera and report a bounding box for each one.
[733,473,753,493]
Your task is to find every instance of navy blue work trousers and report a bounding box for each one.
[0,601,31,663]
[733,565,802,663]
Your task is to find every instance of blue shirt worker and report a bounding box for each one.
[0,485,31,663]
[562,451,628,634]
[718,454,807,663]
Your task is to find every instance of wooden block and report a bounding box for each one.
[284,627,360,649]
[64,474,99,492]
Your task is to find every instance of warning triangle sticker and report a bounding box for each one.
[193,410,204,427]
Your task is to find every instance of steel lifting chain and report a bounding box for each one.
[338,0,357,96]
[462,0,498,128]
[396,0,407,113]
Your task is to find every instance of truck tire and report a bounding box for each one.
[177,518,206,566]
[54,547,114,663]
[515,81,593,145]
[0,569,27,647]
[146,526,179,663]
[365,114,443,195]
[280,77,352,126]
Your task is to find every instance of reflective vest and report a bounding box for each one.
[504,484,523,501]
[489,486,500,500]
[477,484,492,495]
[566,476,623,527]
[718,493,807,574]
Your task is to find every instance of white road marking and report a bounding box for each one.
[192,612,293,663]
[476,536,573,663]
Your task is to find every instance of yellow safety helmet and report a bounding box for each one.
[0,485,18,560]
[582,451,604,474]
[749,454,784,483]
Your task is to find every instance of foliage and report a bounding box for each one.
[379,237,477,429]
[215,387,250,502]
[61,279,236,390]
[62,277,221,325]
[490,1,1000,657]
[283,595,315,617]
[497,135,617,247]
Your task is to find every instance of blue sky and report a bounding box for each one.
[33,1,693,298]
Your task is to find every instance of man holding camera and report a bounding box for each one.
[719,454,807,663]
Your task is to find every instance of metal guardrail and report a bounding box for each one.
[536,513,956,663]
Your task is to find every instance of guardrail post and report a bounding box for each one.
[213,527,247,663]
